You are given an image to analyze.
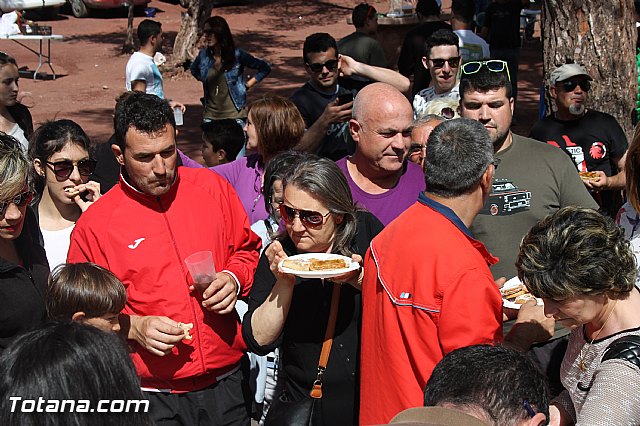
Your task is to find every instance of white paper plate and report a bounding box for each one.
[501,276,543,309]
[278,253,359,279]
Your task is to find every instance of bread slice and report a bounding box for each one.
[177,322,194,340]
[64,187,80,197]
[282,259,311,271]
[579,171,600,181]
[309,258,349,270]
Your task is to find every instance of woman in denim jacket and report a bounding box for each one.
[191,16,271,122]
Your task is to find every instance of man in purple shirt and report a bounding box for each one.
[337,82,425,225]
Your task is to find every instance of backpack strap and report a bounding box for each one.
[602,335,640,369]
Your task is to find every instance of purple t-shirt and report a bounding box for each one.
[178,150,268,224]
[336,157,425,226]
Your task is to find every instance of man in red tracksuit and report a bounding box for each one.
[68,92,261,425]
[359,118,550,424]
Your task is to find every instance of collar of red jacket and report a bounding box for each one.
[418,192,498,266]
[118,167,180,208]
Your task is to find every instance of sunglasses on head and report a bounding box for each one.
[440,107,455,119]
[0,190,34,216]
[560,80,591,92]
[429,56,461,69]
[279,204,331,227]
[306,59,339,73]
[45,159,97,180]
[461,60,511,82]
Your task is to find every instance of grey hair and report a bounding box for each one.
[424,118,493,198]
[410,114,444,131]
[0,132,32,200]
[282,156,358,257]
[516,206,636,300]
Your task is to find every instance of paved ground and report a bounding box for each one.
[2,0,542,161]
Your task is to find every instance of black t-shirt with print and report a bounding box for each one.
[529,109,628,216]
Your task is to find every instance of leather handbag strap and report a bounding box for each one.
[310,283,341,399]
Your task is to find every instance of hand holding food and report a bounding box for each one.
[129,315,187,357]
[65,180,101,212]
[266,241,296,285]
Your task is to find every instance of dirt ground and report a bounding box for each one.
[2,0,542,161]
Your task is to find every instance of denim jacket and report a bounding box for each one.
[190,48,271,111]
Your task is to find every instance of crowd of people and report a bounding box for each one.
[1,0,640,425]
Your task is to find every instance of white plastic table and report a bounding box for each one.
[0,34,64,80]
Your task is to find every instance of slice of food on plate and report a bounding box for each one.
[281,259,311,271]
[309,258,349,270]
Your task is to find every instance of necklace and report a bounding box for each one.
[579,299,618,371]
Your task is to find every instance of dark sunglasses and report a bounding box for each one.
[560,80,591,92]
[306,59,339,73]
[461,60,511,82]
[492,158,501,170]
[280,204,331,227]
[45,159,97,179]
[430,56,461,69]
[0,190,34,216]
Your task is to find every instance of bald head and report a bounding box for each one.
[352,82,412,124]
[349,83,413,176]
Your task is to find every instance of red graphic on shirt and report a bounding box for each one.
[589,142,606,159]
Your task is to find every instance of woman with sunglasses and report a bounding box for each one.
[190,16,271,123]
[29,120,100,269]
[180,95,305,224]
[242,155,383,425]
[0,52,33,152]
[0,134,48,352]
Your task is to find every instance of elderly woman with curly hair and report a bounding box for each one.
[516,206,640,426]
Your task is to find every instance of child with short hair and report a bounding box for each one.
[200,119,245,166]
[46,262,126,333]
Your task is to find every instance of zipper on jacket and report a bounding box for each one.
[157,196,207,374]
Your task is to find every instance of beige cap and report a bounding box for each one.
[388,407,489,425]
[550,63,592,85]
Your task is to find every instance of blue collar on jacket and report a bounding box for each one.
[418,192,473,239]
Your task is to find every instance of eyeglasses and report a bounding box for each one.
[461,60,511,82]
[440,107,455,120]
[523,400,536,418]
[45,159,97,180]
[408,143,426,162]
[0,190,34,217]
[306,59,339,73]
[429,56,461,69]
[279,204,331,227]
[492,158,501,170]
[560,80,591,92]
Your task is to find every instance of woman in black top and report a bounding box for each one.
[0,134,48,352]
[242,155,383,425]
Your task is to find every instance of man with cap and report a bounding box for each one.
[529,63,628,217]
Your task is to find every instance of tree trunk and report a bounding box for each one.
[122,3,135,54]
[542,0,636,139]
[172,0,215,65]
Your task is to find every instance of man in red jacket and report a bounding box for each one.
[359,118,551,424]
[68,92,261,425]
